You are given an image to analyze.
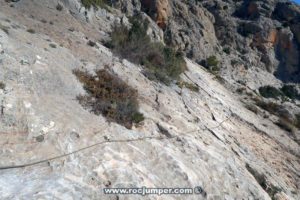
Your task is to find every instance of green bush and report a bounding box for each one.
[259,86,283,99]
[106,16,186,85]
[207,56,219,67]
[281,85,300,100]
[259,84,300,100]
[204,56,220,73]
[131,112,145,124]
[73,69,144,129]
[81,0,108,9]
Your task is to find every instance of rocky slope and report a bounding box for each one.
[0,0,300,199]
[125,0,300,85]
[139,0,300,84]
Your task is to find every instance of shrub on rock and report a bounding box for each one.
[281,85,300,100]
[81,0,108,9]
[73,69,144,129]
[106,16,186,85]
[259,86,283,99]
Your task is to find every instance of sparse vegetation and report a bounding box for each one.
[0,81,5,90]
[277,112,300,132]
[81,0,108,9]
[73,69,144,129]
[281,85,300,100]
[231,59,239,66]
[27,29,35,34]
[176,80,199,92]
[275,118,295,133]
[56,4,63,11]
[207,56,219,67]
[254,97,300,132]
[215,75,226,84]
[236,87,246,94]
[49,43,57,48]
[237,79,246,86]
[223,47,230,55]
[131,112,145,124]
[35,135,45,143]
[87,40,96,47]
[245,103,259,114]
[106,16,186,84]
[255,100,282,115]
[0,23,9,34]
[259,86,283,99]
[184,83,199,92]
[206,56,219,72]
[295,114,300,129]
[258,85,300,101]
[246,163,282,199]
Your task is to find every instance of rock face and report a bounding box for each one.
[164,0,218,62]
[0,0,300,200]
[141,0,170,29]
[272,2,300,82]
[141,0,218,62]
[121,0,300,85]
[155,0,169,29]
[202,0,300,84]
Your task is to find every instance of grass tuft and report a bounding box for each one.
[176,80,199,92]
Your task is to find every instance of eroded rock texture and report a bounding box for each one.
[119,0,300,84]
[141,0,170,29]
[0,0,300,200]
[203,0,300,83]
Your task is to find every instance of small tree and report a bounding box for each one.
[206,56,219,72]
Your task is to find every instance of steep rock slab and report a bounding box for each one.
[0,0,299,199]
